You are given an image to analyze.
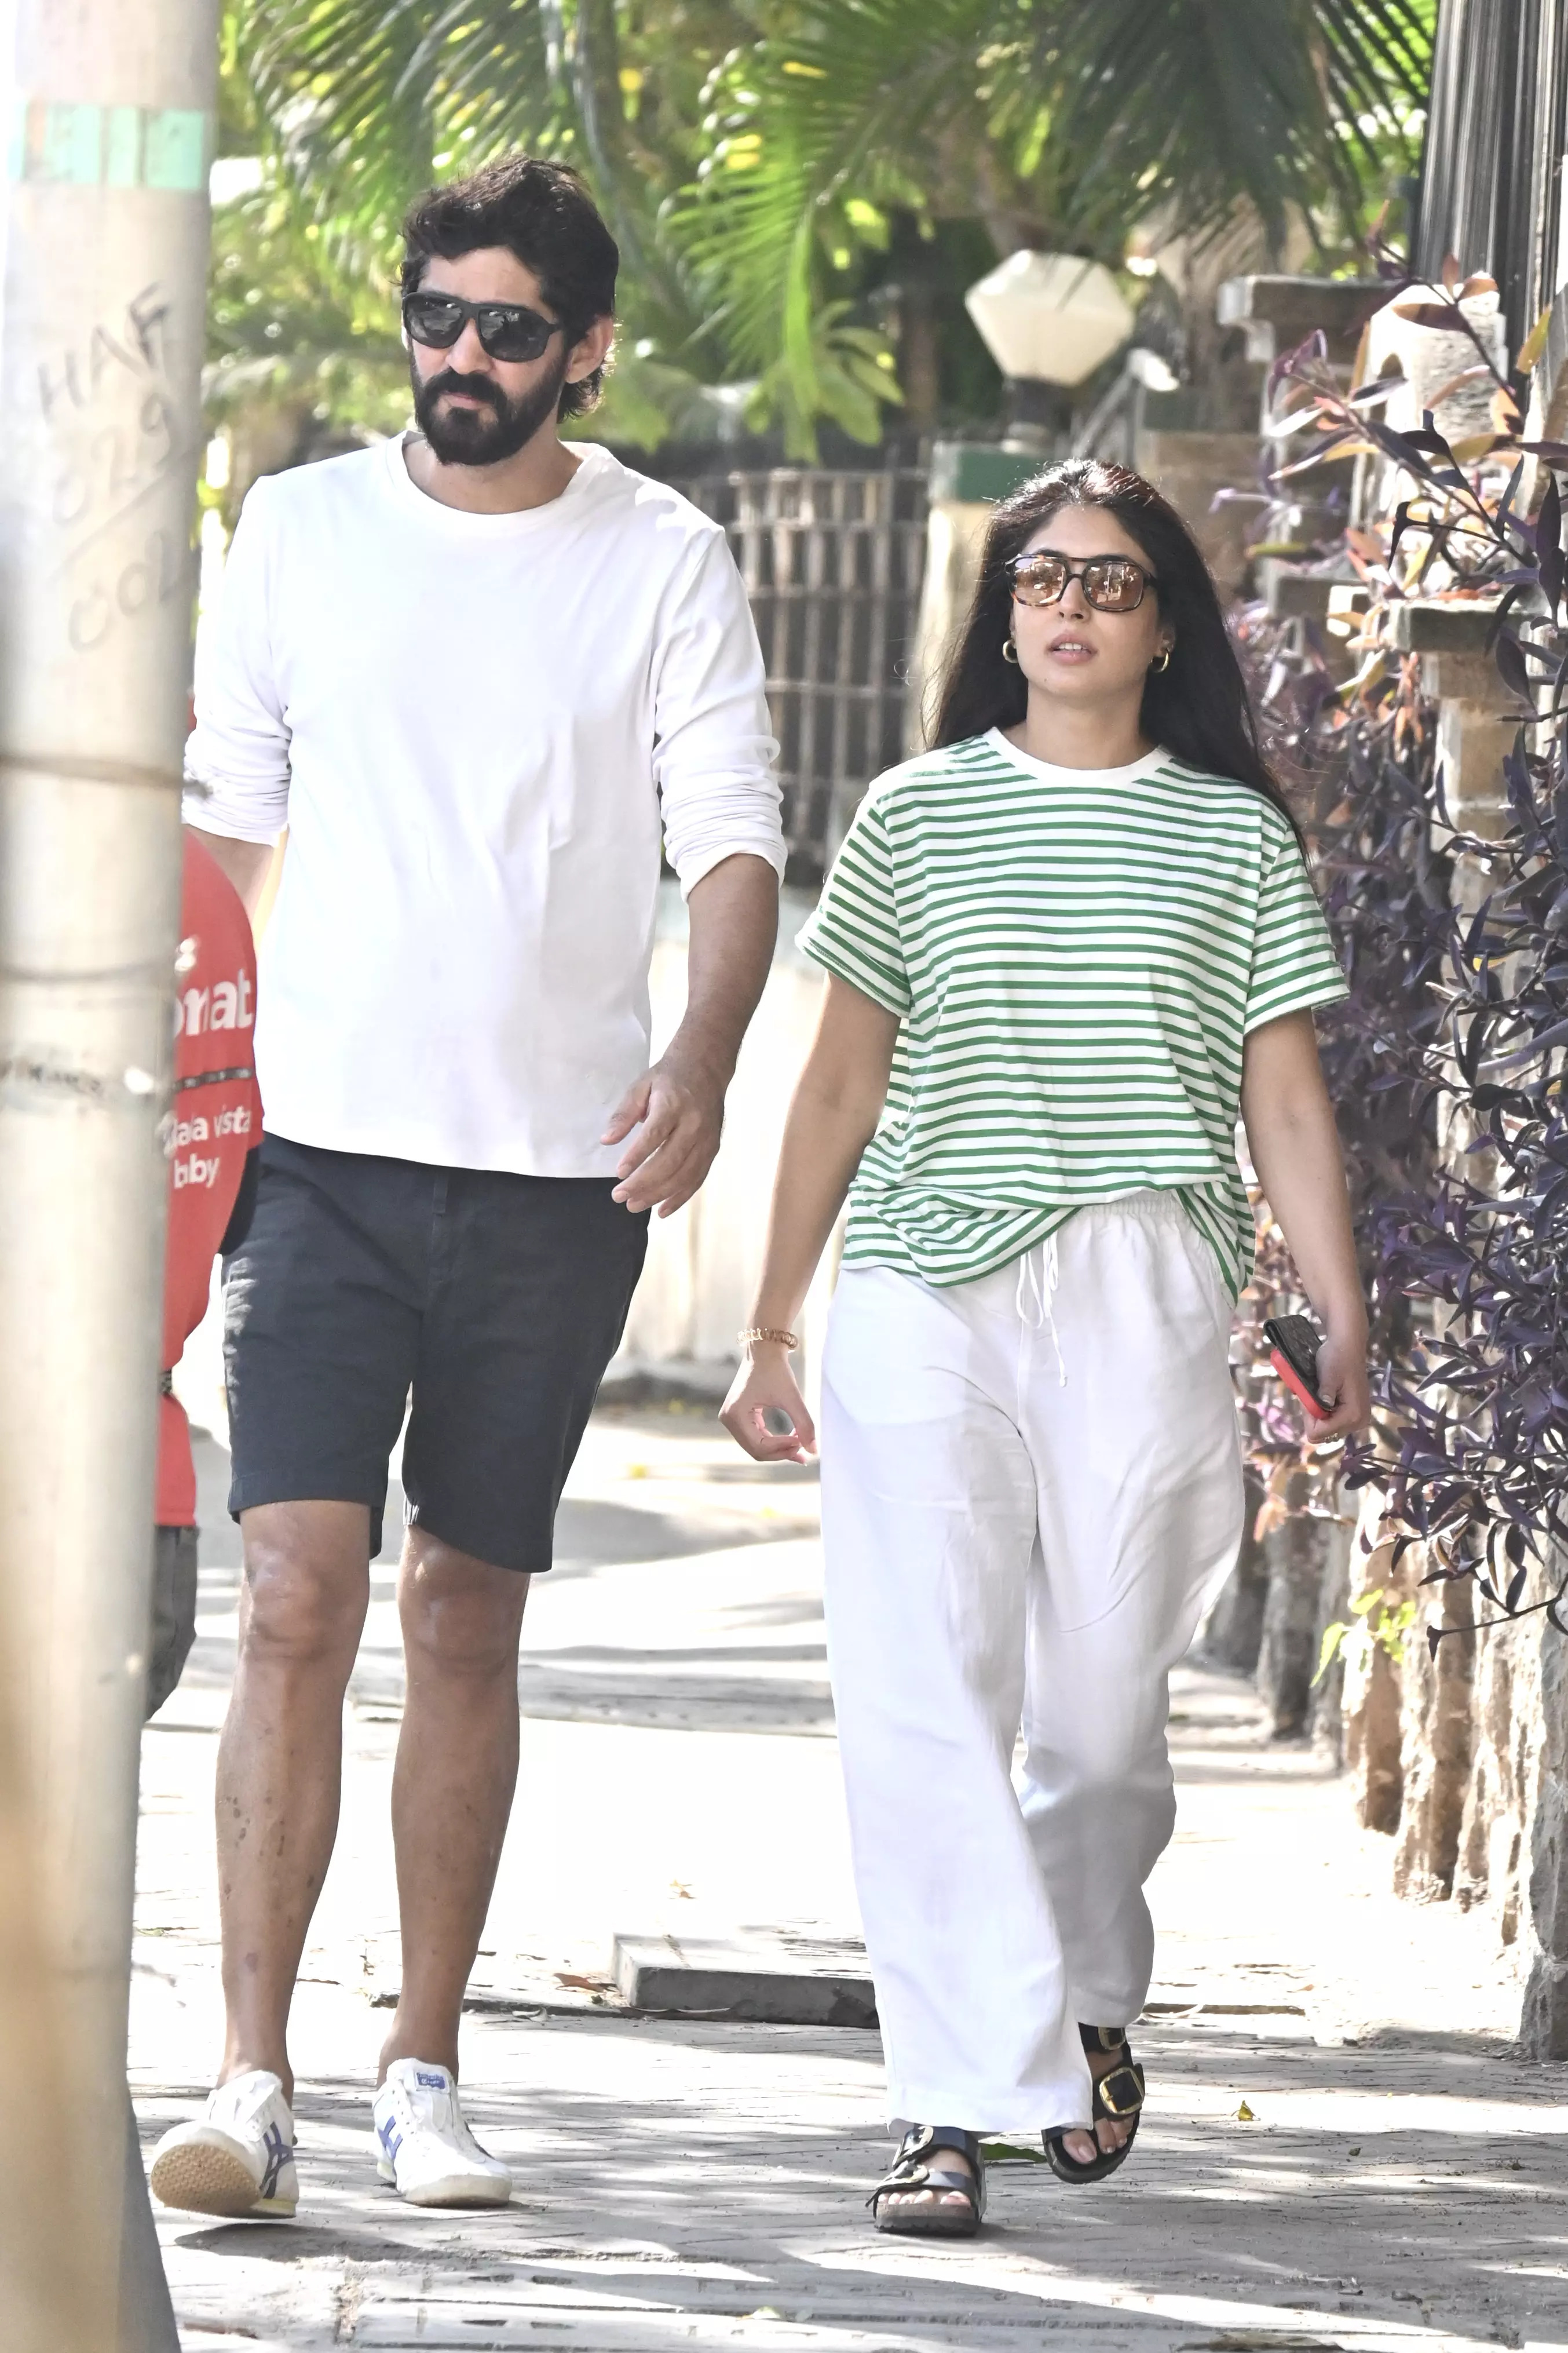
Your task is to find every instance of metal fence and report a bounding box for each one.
[674,466,929,880]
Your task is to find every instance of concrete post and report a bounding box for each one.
[0,1661,95,2346]
[1519,1619,1568,2055]
[0,3,217,2343]
[1388,604,1522,849]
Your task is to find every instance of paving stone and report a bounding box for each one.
[135,1413,1568,2352]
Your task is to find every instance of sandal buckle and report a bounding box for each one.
[1096,2063,1144,2119]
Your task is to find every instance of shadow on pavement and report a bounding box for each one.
[144,2013,1567,2350]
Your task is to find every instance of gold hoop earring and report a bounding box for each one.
[1151,648,1172,673]
[1002,638,1019,665]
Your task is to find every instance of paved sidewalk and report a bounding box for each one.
[133,1408,1568,2351]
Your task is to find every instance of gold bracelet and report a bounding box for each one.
[740,1325,799,1351]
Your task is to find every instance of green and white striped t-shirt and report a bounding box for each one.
[797,728,1348,1298]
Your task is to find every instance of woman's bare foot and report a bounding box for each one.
[870,2126,984,2231]
[878,2140,977,2221]
[1059,2039,1135,2168]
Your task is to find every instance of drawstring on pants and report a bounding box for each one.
[1015,1232,1066,1385]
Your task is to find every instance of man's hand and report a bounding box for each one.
[602,1050,725,1217]
[602,852,778,1217]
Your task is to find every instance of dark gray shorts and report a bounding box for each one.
[223,1135,648,1573]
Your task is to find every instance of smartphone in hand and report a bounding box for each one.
[1263,1313,1328,1420]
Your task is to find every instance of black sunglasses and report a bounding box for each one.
[1008,550,1158,614]
[402,290,566,365]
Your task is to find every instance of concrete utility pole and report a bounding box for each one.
[0,2,218,2347]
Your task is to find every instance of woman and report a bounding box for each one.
[721,459,1370,2235]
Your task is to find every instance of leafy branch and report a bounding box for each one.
[1315,1584,1419,1684]
[1236,284,1568,1650]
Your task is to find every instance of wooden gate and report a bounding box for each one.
[674,466,929,878]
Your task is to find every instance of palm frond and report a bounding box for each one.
[1036,0,1430,248]
[224,0,1437,453]
[671,0,1010,439]
[1315,0,1435,122]
[671,0,1435,446]
[237,0,560,268]
[234,0,707,337]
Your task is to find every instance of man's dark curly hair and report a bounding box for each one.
[401,155,619,418]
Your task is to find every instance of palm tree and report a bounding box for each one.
[226,0,1435,456]
[674,0,1436,449]
[230,1,748,346]
[204,178,411,523]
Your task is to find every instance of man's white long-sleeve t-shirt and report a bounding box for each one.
[184,435,784,1176]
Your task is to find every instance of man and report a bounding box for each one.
[150,155,783,2221]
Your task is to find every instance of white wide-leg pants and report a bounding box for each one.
[820,1191,1245,2134]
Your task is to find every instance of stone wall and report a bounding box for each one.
[1368,586,1568,2055]
[1342,1509,1568,2055]
[1239,260,1568,2049]
[1196,1470,1352,1752]
[1216,1450,1568,2055]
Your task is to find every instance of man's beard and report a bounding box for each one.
[410,351,569,466]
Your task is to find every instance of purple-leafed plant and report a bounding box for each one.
[1231,276,1568,1646]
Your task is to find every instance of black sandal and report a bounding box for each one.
[868,2125,986,2236]
[1043,2024,1144,2184]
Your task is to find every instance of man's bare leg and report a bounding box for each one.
[377,1530,529,2082]
[217,1501,372,2100]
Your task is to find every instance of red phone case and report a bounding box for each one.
[1270,1345,1328,1420]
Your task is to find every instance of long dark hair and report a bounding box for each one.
[930,457,1302,844]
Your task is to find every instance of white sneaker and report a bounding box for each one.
[372,2059,511,2208]
[149,2069,298,2218]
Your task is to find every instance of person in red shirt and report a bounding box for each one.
[125,835,266,2340]
[148,834,262,1716]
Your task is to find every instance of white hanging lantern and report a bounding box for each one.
[964,251,1135,387]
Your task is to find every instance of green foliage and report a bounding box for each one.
[672,2,998,449]
[745,301,901,459]
[1314,1587,1418,1686]
[204,171,409,511]
[207,180,403,396]
[215,1,1434,458]
[675,0,1432,447]
[228,2,755,348]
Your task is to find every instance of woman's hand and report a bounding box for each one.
[1302,1325,1371,1442]
[1240,1012,1373,1448]
[721,1342,817,1464]
[718,976,897,1468]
